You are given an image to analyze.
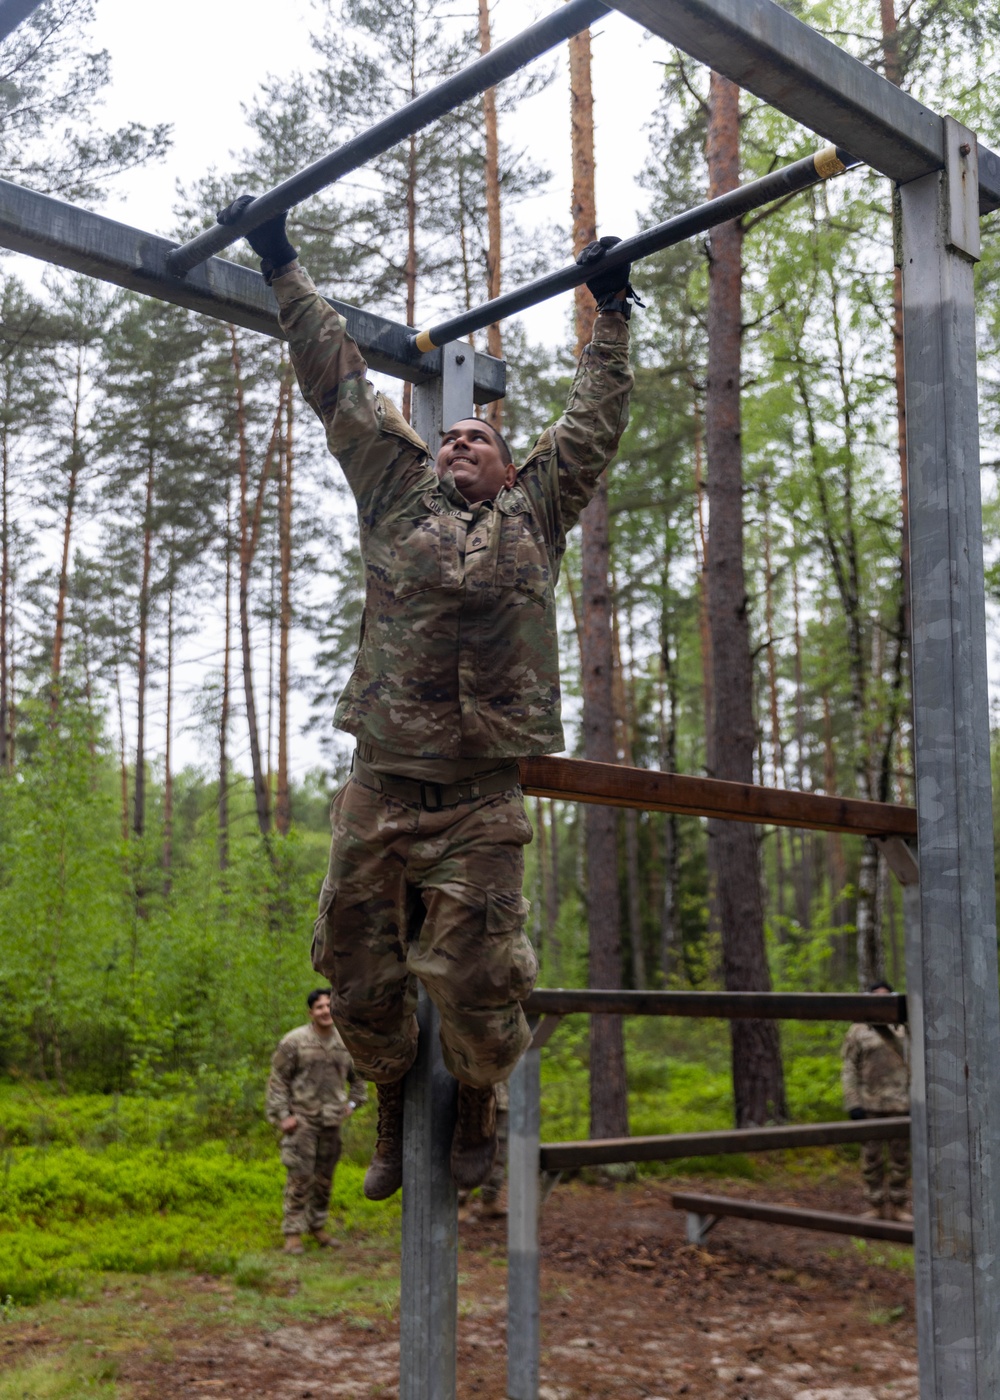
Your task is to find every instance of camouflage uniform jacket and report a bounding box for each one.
[841,1021,909,1116]
[274,265,633,760]
[266,1022,367,1128]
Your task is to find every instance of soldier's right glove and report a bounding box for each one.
[848,1107,868,1120]
[217,195,298,283]
[575,236,644,317]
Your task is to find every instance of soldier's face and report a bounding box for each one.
[435,419,515,504]
[309,995,334,1029]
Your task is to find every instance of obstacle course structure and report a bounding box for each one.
[2,0,999,1396]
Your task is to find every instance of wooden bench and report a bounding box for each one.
[671,1190,914,1247]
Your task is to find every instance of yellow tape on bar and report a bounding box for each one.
[414,328,438,353]
[814,145,847,179]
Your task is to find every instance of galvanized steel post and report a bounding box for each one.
[507,1045,541,1400]
[900,120,1000,1397]
[399,350,474,1400]
[400,990,459,1400]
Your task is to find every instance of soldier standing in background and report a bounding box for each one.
[841,981,911,1222]
[267,988,368,1254]
[219,200,635,1205]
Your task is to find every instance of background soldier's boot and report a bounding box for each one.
[364,1079,405,1201]
[451,1084,497,1190]
[312,1229,338,1247]
[283,1234,304,1255]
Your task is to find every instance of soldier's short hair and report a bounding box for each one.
[484,423,513,467]
[869,979,893,993]
[307,987,333,1008]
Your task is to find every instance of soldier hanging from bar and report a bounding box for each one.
[218,196,636,1199]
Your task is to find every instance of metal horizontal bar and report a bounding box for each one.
[167,0,610,276]
[670,1191,914,1244]
[522,989,907,1023]
[0,179,505,401]
[0,0,45,44]
[607,0,1000,214]
[539,1116,912,1170]
[518,756,917,836]
[414,146,857,349]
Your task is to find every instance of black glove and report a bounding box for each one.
[848,1107,868,1121]
[217,195,298,282]
[575,235,644,316]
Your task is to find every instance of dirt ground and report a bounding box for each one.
[3,1172,917,1399]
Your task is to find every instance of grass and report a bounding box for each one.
[0,1023,856,1305]
[0,1354,122,1399]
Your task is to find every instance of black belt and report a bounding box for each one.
[351,754,520,811]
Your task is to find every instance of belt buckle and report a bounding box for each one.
[420,781,445,811]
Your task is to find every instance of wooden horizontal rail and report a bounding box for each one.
[518,756,917,837]
[538,1115,911,1171]
[523,989,906,1023]
[670,1190,913,1244]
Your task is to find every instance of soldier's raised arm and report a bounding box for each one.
[217,199,428,521]
[516,236,636,544]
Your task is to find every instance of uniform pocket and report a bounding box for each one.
[497,514,548,604]
[486,891,538,1001]
[312,883,337,979]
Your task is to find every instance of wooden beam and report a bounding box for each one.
[671,1191,914,1244]
[518,755,917,836]
[539,1115,911,1170]
[523,989,906,1023]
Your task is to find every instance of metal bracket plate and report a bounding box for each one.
[944,115,981,262]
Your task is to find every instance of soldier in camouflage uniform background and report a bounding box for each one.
[266,988,367,1253]
[840,981,911,1222]
[220,197,635,1203]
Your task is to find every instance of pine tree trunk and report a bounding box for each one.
[219,477,232,872]
[134,447,155,838]
[276,374,294,836]
[51,349,84,705]
[705,72,786,1127]
[163,560,174,890]
[401,17,418,424]
[478,0,504,432]
[570,25,629,1142]
[229,326,272,838]
[0,421,10,772]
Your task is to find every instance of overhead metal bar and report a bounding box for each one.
[166,0,611,277]
[0,0,46,44]
[0,179,505,401]
[412,145,858,350]
[607,0,1000,214]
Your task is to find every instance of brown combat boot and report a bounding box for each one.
[283,1234,304,1255]
[450,1083,498,1190]
[364,1079,406,1201]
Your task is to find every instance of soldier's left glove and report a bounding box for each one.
[848,1107,868,1120]
[217,195,298,283]
[575,235,644,317]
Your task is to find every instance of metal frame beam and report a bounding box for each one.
[0,0,46,44]
[607,0,1000,213]
[0,179,505,401]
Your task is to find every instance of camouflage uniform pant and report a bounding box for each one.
[279,1120,342,1235]
[861,1135,910,1208]
[312,777,537,1088]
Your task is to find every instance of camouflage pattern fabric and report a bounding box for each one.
[266,1022,367,1128]
[840,1022,910,1116]
[273,263,632,761]
[312,776,537,1087]
[479,1104,509,1205]
[861,1136,911,1210]
[278,1120,342,1236]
